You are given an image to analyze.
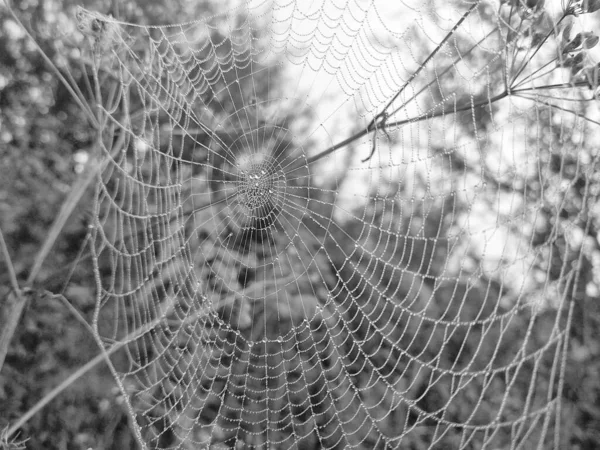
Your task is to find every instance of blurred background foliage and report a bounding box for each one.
[0,1,222,447]
[0,0,599,449]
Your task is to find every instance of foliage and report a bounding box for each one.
[0,0,599,448]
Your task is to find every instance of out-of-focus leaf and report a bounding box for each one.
[583,64,600,88]
[210,259,240,291]
[563,33,583,53]
[559,55,574,67]
[241,280,269,301]
[531,32,546,47]
[521,0,546,13]
[507,28,519,45]
[573,51,585,66]
[562,23,573,44]
[571,56,586,76]
[583,34,599,49]
[583,0,600,13]
[236,299,252,329]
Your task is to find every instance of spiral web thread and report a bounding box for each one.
[78,0,600,448]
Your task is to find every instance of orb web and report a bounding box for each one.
[78,0,600,448]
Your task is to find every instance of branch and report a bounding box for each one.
[0,284,26,376]
[0,227,19,293]
[375,1,481,122]
[26,165,99,287]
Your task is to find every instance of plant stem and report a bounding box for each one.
[300,75,592,172]
[510,15,567,89]
[0,228,19,293]
[26,162,100,287]
[0,229,25,373]
[295,90,510,171]
[385,91,509,128]
[514,93,600,126]
[0,291,26,374]
[378,1,480,120]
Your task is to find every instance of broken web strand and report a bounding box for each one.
[75,0,600,449]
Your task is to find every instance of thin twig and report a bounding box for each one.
[0,228,26,373]
[379,1,480,120]
[26,157,101,286]
[296,90,510,172]
[52,292,97,339]
[0,4,124,427]
[514,92,600,126]
[0,1,106,288]
[0,227,19,293]
[0,292,28,373]
[510,15,567,89]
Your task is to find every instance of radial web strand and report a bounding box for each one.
[74,0,600,448]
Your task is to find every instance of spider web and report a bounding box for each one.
[76,0,600,448]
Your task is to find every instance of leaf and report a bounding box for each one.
[528,0,545,11]
[236,300,252,329]
[562,33,583,53]
[570,52,586,75]
[560,55,574,67]
[584,64,600,88]
[531,32,545,47]
[583,0,600,13]
[562,23,573,44]
[573,52,585,65]
[241,280,269,301]
[507,28,519,45]
[583,34,599,49]
[532,10,551,33]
